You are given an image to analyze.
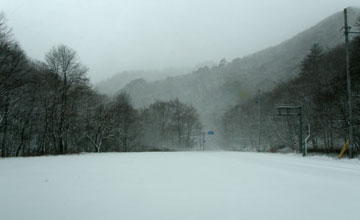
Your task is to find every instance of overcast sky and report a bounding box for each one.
[2,0,360,82]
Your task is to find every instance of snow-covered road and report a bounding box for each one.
[1,152,359,220]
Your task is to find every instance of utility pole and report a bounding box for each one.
[344,8,354,158]
[256,90,261,151]
[304,124,311,157]
[299,107,303,154]
[202,132,205,151]
[199,132,206,151]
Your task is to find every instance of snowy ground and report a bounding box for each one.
[1,152,359,220]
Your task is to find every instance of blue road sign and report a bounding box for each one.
[208,131,214,135]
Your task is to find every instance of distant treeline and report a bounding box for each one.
[222,32,360,155]
[0,14,201,157]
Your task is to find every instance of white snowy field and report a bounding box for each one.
[1,152,360,220]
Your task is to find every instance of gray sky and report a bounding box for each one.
[2,0,359,83]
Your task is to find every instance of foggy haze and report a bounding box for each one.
[2,0,359,82]
[2,2,360,217]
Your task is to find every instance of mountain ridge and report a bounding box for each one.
[119,8,359,130]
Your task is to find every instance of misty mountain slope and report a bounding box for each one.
[96,68,191,95]
[122,8,359,128]
[96,70,147,95]
[227,7,360,89]
[122,66,250,119]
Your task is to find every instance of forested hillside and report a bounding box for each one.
[222,34,360,153]
[0,14,202,157]
[121,8,360,133]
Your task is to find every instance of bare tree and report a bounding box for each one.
[84,93,115,152]
[45,45,88,154]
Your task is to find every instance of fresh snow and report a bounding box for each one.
[1,152,359,220]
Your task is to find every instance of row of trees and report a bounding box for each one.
[84,95,202,153]
[140,100,201,150]
[0,14,202,157]
[222,33,360,155]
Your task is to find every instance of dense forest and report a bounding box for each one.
[0,14,202,157]
[222,32,360,155]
